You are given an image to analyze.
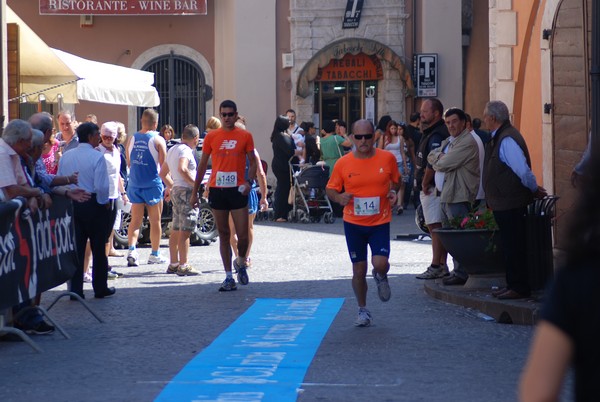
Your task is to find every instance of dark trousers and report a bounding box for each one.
[403,165,414,208]
[105,200,118,243]
[493,207,530,295]
[273,167,291,220]
[71,197,111,296]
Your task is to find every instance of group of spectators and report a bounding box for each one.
[270,109,432,222]
[0,109,215,341]
[0,111,114,338]
[270,110,361,222]
[411,98,547,301]
[314,100,596,401]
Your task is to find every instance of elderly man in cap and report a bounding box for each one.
[97,122,128,277]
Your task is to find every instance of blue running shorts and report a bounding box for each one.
[248,187,259,215]
[127,184,164,206]
[343,221,391,263]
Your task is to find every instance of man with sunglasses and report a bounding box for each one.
[191,100,257,292]
[326,119,401,327]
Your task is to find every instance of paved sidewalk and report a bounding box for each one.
[391,207,542,325]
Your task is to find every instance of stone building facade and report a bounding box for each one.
[289,0,413,127]
[1,0,484,176]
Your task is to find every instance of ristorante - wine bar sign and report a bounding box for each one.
[39,0,207,15]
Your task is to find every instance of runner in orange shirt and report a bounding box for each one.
[191,100,257,291]
[326,119,401,327]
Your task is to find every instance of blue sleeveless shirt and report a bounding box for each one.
[129,131,162,189]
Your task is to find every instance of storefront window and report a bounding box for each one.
[314,80,378,130]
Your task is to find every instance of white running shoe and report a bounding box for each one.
[218,277,237,292]
[354,308,372,327]
[148,253,167,264]
[176,264,200,276]
[372,269,391,302]
[233,258,249,285]
[127,249,139,267]
[415,264,449,279]
[166,263,179,274]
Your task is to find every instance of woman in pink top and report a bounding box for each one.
[41,130,60,174]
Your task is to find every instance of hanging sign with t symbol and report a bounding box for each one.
[342,0,364,29]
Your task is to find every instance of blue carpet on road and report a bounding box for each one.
[155,298,344,402]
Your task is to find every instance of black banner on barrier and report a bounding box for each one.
[0,196,78,310]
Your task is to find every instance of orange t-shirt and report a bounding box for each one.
[327,148,400,226]
[203,127,255,188]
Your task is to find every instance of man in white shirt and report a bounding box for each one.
[159,124,200,277]
[286,109,305,164]
[0,120,41,209]
[1,120,57,336]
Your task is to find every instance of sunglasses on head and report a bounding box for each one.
[353,133,373,140]
[220,112,236,118]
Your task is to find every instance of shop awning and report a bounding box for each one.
[6,6,78,103]
[51,48,160,107]
[6,6,159,107]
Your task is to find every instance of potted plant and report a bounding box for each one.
[434,208,505,287]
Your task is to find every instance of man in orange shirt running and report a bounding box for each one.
[191,100,257,291]
[326,119,401,327]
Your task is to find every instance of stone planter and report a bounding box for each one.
[434,228,506,289]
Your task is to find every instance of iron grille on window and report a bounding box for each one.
[140,53,206,136]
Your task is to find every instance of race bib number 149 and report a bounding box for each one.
[216,171,237,187]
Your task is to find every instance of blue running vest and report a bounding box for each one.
[129,131,162,189]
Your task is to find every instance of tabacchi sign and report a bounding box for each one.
[39,0,207,15]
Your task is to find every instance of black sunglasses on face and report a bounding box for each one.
[221,112,236,118]
[353,133,374,140]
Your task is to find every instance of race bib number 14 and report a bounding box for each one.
[354,196,380,216]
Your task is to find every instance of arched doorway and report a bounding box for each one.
[140,53,206,135]
[296,38,413,127]
[551,0,591,244]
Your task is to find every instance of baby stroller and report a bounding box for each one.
[288,162,336,224]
